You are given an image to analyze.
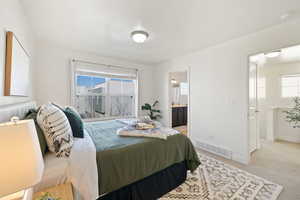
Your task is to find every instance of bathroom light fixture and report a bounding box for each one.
[171,79,177,84]
[280,13,290,20]
[265,50,281,58]
[131,30,149,43]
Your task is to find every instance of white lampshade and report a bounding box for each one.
[0,119,44,198]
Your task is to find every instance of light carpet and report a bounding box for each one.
[160,153,283,200]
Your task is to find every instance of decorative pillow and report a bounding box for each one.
[23,108,48,157]
[51,104,84,138]
[51,102,64,110]
[37,103,73,157]
[65,106,81,118]
[64,107,84,138]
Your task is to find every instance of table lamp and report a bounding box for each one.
[0,119,44,200]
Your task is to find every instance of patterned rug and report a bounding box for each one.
[160,154,283,200]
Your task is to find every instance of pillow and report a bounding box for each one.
[51,103,84,138]
[23,108,47,157]
[65,106,81,118]
[64,107,84,138]
[51,102,64,110]
[37,103,73,157]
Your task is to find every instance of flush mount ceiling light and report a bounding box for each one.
[131,30,149,43]
[265,50,281,58]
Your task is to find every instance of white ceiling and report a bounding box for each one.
[21,0,300,65]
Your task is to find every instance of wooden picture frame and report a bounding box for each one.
[4,31,30,97]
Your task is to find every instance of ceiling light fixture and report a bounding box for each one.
[131,30,149,43]
[265,50,281,58]
[280,13,290,20]
[171,79,177,84]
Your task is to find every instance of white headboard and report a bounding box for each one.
[0,101,36,123]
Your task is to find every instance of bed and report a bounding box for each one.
[0,101,200,200]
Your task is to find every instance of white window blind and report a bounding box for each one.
[281,75,300,97]
[71,60,138,120]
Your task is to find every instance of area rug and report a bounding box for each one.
[160,153,283,200]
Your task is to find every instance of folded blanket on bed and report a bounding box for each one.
[117,125,179,140]
[115,118,139,126]
[84,120,200,196]
[116,117,162,127]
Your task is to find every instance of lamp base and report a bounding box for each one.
[0,188,33,200]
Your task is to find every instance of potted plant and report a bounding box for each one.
[283,97,300,128]
[141,100,162,120]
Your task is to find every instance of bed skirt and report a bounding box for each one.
[98,161,187,200]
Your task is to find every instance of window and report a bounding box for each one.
[281,75,300,98]
[180,82,188,95]
[72,63,138,119]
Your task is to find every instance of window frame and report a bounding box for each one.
[280,74,300,98]
[70,62,139,121]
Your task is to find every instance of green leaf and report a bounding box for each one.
[141,101,161,119]
[284,97,300,128]
[141,103,151,110]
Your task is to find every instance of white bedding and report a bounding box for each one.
[34,130,98,200]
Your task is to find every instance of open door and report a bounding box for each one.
[168,71,189,136]
[249,62,259,153]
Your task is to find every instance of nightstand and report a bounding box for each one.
[33,183,73,200]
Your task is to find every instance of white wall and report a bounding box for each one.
[33,42,154,116]
[154,19,300,164]
[0,0,35,106]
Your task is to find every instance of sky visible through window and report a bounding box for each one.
[77,75,105,87]
[77,75,133,87]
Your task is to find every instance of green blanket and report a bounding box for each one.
[84,120,200,195]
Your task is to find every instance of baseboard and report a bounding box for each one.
[193,139,232,159]
[231,152,249,164]
[276,136,300,143]
[192,139,249,165]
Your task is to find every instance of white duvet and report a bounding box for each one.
[34,130,99,200]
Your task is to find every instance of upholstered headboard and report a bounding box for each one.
[0,101,36,123]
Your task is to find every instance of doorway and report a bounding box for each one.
[248,44,300,158]
[168,71,189,136]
